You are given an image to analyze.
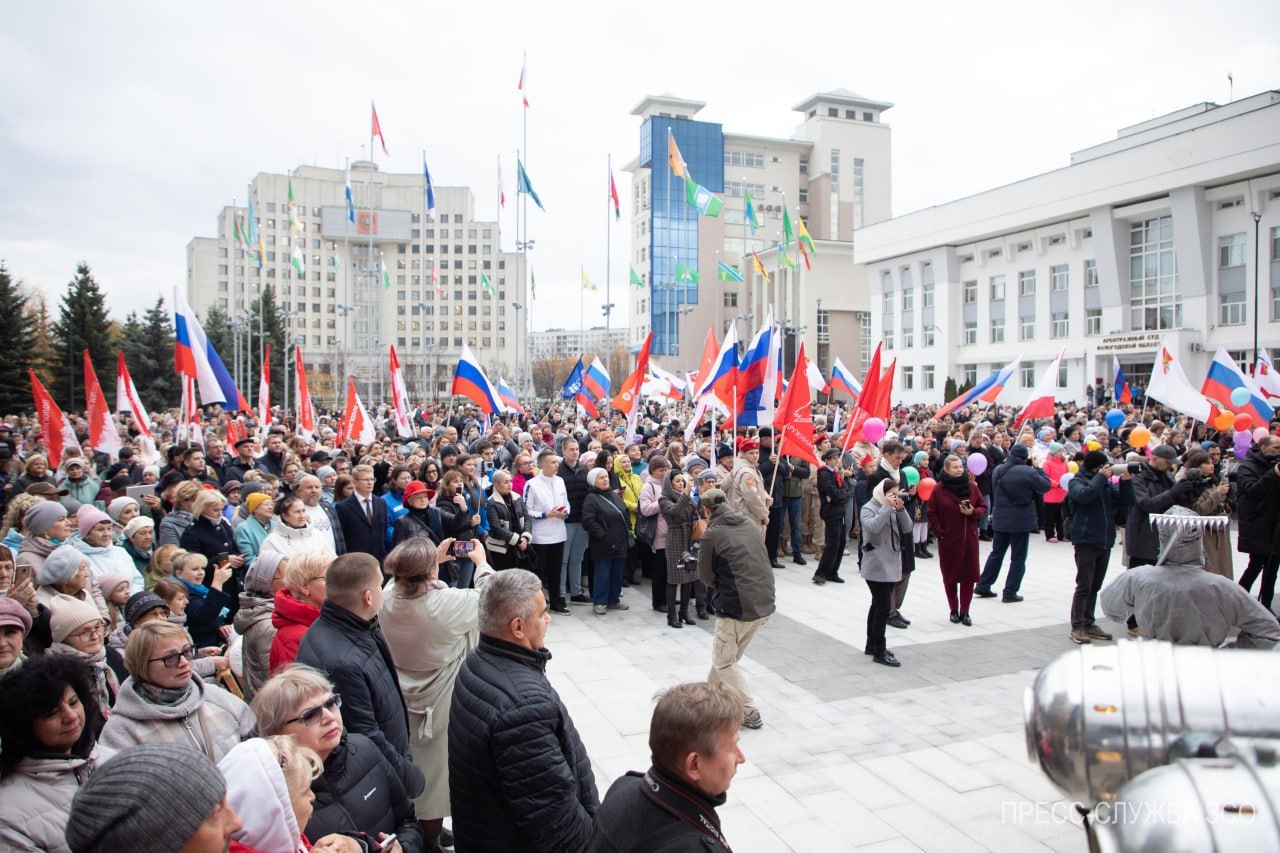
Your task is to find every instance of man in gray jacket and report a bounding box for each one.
[697,488,776,730]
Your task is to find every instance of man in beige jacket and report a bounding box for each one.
[728,438,770,536]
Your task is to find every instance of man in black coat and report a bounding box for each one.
[223,436,259,483]
[296,552,424,798]
[813,448,854,585]
[1236,436,1280,609]
[975,444,1050,603]
[335,464,388,563]
[256,431,288,478]
[757,428,786,568]
[1066,450,1135,643]
[589,683,742,852]
[449,568,598,852]
[1124,444,1188,568]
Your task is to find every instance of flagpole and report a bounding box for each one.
[343,157,352,411]
[580,265,585,354]
[251,181,263,414]
[423,147,430,401]
[769,432,787,494]
[521,50,530,399]
[230,196,240,394]
[368,102,378,407]
[606,154,612,339]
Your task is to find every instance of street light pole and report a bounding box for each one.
[1253,211,1262,366]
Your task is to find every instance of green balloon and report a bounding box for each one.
[903,466,921,487]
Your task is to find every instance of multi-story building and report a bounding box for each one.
[187,162,526,405]
[624,90,893,385]
[528,326,630,363]
[856,91,1280,406]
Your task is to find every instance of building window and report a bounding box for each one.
[963,281,977,304]
[990,275,1006,301]
[723,181,765,199]
[884,330,894,350]
[923,366,935,390]
[991,319,1005,343]
[1129,216,1180,331]
[923,327,935,347]
[1085,258,1099,287]
[922,282,934,307]
[1020,315,1035,341]
[1021,365,1036,388]
[962,364,977,386]
[1219,233,1246,267]
[816,309,830,343]
[1086,308,1102,335]
[860,313,871,370]
[1050,264,1069,292]
[1051,312,1069,338]
[902,367,914,390]
[1220,293,1246,326]
[902,329,914,349]
[882,291,893,314]
[830,148,839,192]
[1272,226,1280,260]
[724,150,764,168]
[902,289,913,311]
[1018,270,1036,296]
[722,291,738,308]
[853,157,864,229]
[964,322,977,345]
[1057,363,1068,388]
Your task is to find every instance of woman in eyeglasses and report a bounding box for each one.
[253,664,425,853]
[99,620,254,762]
[45,594,121,713]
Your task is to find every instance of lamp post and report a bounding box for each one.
[1253,211,1262,366]
[511,300,526,397]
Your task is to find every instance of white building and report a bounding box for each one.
[528,326,629,363]
[624,91,893,389]
[187,162,525,405]
[855,91,1280,406]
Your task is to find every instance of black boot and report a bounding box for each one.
[666,585,682,628]
[680,602,696,626]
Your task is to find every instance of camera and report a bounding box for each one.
[1125,461,1143,475]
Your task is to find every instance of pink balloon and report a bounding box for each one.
[967,453,988,476]
[1256,427,1271,442]
[863,417,886,444]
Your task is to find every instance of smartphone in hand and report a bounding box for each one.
[451,541,475,556]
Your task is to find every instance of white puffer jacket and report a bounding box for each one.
[0,744,112,853]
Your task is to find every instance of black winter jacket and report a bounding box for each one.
[1235,449,1280,554]
[1124,462,1187,562]
[296,601,425,798]
[582,489,630,560]
[306,732,426,853]
[989,447,1051,533]
[449,635,599,852]
[1067,469,1134,549]
[559,461,590,522]
[588,765,730,852]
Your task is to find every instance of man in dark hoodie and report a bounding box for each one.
[696,488,775,730]
[975,443,1050,602]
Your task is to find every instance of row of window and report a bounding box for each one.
[1219,292,1280,326]
[1219,226,1280,267]
[259,205,466,226]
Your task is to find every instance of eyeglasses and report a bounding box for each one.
[286,694,342,726]
[148,644,196,668]
[70,623,105,641]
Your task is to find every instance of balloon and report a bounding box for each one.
[967,453,988,476]
[1086,440,1102,451]
[1234,413,1254,432]
[1128,427,1150,448]
[1235,443,1249,460]
[1230,387,1252,407]
[1234,430,1253,449]
[1067,461,1079,474]
[1256,427,1271,442]
[917,477,937,500]
[902,466,921,487]
[1105,409,1125,429]
[1213,411,1236,431]
[863,417,886,444]
[1059,472,1074,489]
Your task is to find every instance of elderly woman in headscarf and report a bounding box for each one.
[658,468,697,629]
[232,551,287,701]
[0,596,32,680]
[234,491,275,565]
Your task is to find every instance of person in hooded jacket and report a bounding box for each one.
[254,665,426,853]
[0,655,112,853]
[1066,450,1135,644]
[234,552,286,701]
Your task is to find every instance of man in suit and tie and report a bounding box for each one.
[336,464,388,564]
[813,447,854,585]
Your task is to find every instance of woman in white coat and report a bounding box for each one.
[259,495,336,560]
[378,535,493,848]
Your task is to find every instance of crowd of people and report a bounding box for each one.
[0,389,1277,851]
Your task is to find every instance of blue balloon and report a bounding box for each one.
[1230,387,1252,408]
[1105,409,1125,429]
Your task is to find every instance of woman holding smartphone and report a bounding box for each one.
[927,454,988,627]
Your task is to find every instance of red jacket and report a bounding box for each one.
[269,589,320,674]
[1044,456,1069,504]
[230,838,311,853]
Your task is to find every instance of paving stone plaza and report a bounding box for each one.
[543,537,1255,852]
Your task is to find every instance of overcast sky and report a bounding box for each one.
[2,0,1277,332]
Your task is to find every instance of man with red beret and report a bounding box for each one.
[729,437,770,536]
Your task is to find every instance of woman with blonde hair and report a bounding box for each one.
[157,480,202,547]
[2,492,44,558]
[146,543,182,589]
[269,551,330,674]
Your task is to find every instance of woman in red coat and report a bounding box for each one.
[927,454,988,626]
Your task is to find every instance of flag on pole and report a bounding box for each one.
[1201,347,1274,424]
[613,332,653,439]
[805,358,829,395]
[451,343,504,414]
[734,308,780,427]
[294,346,316,441]
[83,351,122,458]
[667,128,687,179]
[694,324,739,402]
[291,246,305,277]
[116,351,152,439]
[630,266,645,288]
[497,157,505,209]
[583,357,611,399]
[796,214,816,270]
[716,262,744,283]
[676,263,699,284]
[1255,350,1280,401]
[1147,341,1214,421]
[516,159,544,210]
[288,180,303,231]
[751,251,771,284]
[744,188,760,234]
[937,356,1021,419]
[561,358,586,399]
[388,345,413,438]
[422,154,436,220]
[830,356,861,399]
[773,343,819,466]
[430,261,440,295]
[371,102,389,156]
[338,378,375,445]
[345,166,356,223]
[174,289,246,409]
[518,57,529,108]
[581,271,598,292]
[257,344,271,430]
[497,377,525,414]
[30,369,76,468]
[380,252,391,289]
[841,343,883,451]
[246,200,263,270]
[1013,350,1066,427]
[530,268,536,300]
[609,169,621,221]
[1113,355,1132,403]
[481,272,497,298]
[779,207,797,269]
[684,179,723,217]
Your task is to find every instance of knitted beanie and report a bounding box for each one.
[244,551,285,595]
[66,743,227,852]
[37,545,86,587]
[123,590,168,626]
[77,508,113,539]
[49,593,103,643]
[245,492,271,514]
[24,501,68,537]
[107,496,139,524]
[122,516,154,541]
[96,573,130,601]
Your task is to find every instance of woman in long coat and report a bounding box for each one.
[658,469,696,629]
[927,454,988,627]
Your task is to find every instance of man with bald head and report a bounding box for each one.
[295,474,346,556]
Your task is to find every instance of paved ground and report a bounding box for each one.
[542,534,1256,852]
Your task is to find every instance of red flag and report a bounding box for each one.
[518,59,529,108]
[772,344,819,466]
[871,358,896,420]
[258,344,272,429]
[1014,350,1065,428]
[575,393,599,418]
[83,351,122,458]
[30,370,74,467]
[371,103,389,156]
[338,378,374,445]
[116,351,153,441]
[842,343,883,450]
[294,346,316,440]
[609,170,621,221]
[611,332,652,417]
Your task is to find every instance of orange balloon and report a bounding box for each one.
[1214,411,1236,431]
[1128,427,1151,448]
[1234,413,1254,432]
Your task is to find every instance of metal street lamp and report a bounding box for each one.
[1253,211,1262,366]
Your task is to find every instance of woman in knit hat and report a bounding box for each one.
[120,515,154,578]
[97,573,130,636]
[74,507,145,594]
[0,655,111,853]
[157,480,201,547]
[105,495,140,542]
[47,593,121,710]
[99,621,255,763]
[37,544,109,621]
[16,500,72,580]
[232,551,286,702]
[316,465,338,503]
[0,596,32,679]
[1042,442,1070,543]
[234,492,275,565]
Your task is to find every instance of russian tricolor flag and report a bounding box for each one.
[936,354,1021,420]
[451,343,504,415]
[1113,355,1132,404]
[735,308,780,426]
[497,376,525,415]
[694,324,739,402]
[174,289,248,410]
[583,357,611,400]
[830,356,862,399]
[1202,348,1274,424]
